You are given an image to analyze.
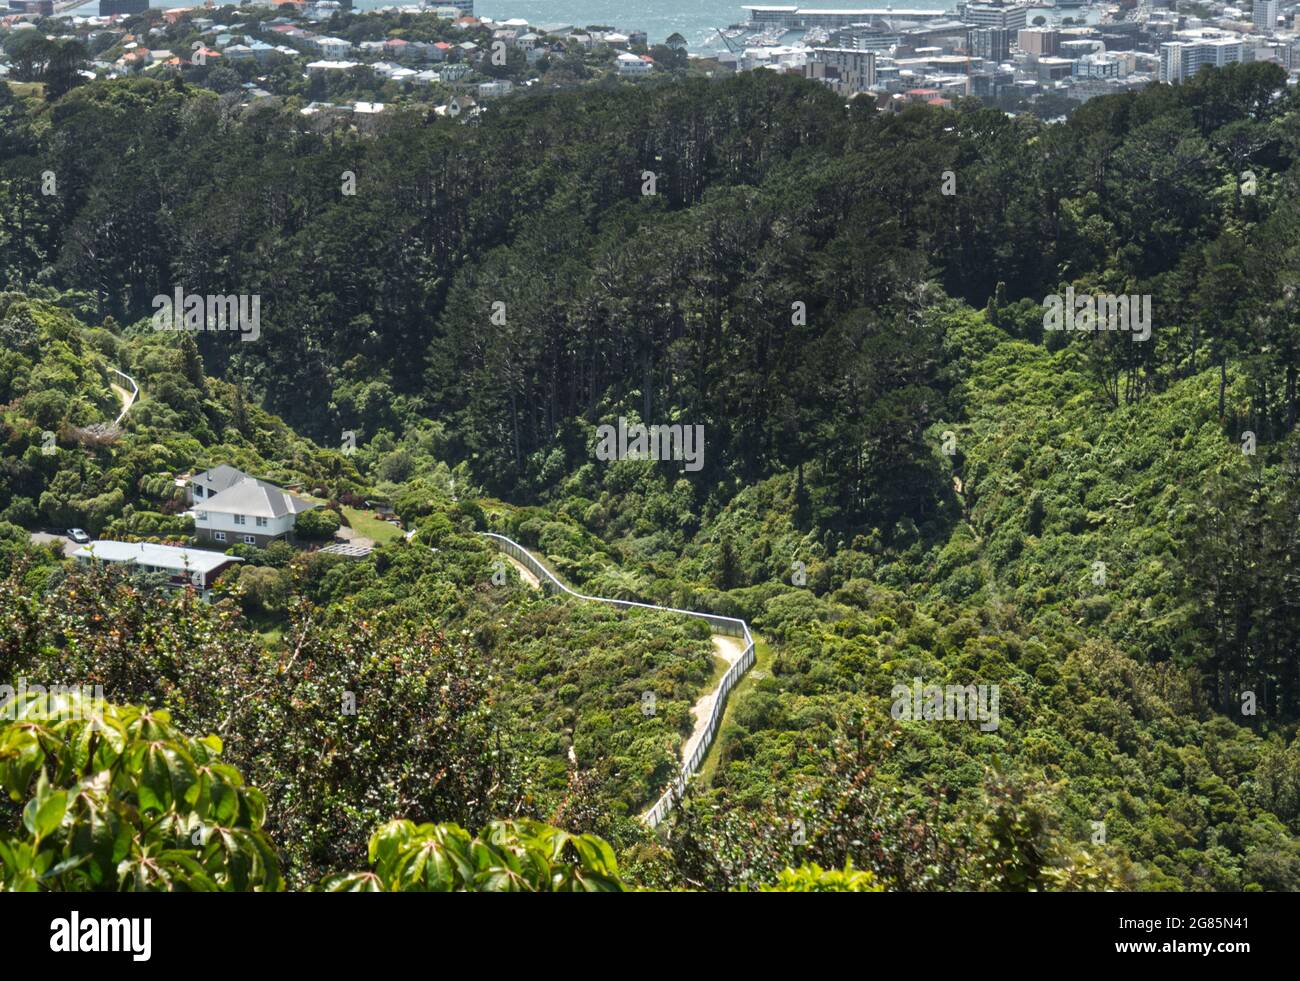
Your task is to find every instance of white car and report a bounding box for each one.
[66,528,91,544]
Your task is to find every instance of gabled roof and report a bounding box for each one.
[201,477,318,519]
[190,463,253,495]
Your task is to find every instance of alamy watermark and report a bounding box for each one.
[1,681,107,722]
[1043,287,1151,342]
[151,287,261,342]
[890,677,1000,732]
[594,416,704,473]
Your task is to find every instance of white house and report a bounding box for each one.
[314,36,352,59]
[616,52,654,76]
[74,541,242,597]
[306,59,359,74]
[188,465,318,546]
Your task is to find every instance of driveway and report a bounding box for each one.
[29,532,81,558]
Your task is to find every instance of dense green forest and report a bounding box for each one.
[2,62,1300,891]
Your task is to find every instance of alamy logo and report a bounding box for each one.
[151,287,261,342]
[890,677,1000,732]
[50,912,151,961]
[1,682,106,721]
[1042,287,1151,342]
[594,416,704,472]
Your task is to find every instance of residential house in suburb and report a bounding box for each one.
[74,541,242,599]
[187,465,319,546]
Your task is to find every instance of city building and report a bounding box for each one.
[1253,0,1278,33]
[968,27,1011,63]
[1159,37,1244,82]
[961,3,1030,32]
[805,46,876,94]
[1017,27,1058,57]
[1074,52,1121,78]
[1036,56,1075,82]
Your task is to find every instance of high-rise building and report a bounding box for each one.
[962,4,1029,32]
[804,47,877,96]
[1017,28,1059,57]
[1159,38,1244,82]
[968,27,1011,63]
[1253,0,1278,33]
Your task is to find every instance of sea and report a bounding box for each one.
[61,1,1104,50]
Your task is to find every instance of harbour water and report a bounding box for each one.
[469,1,1106,46]
[62,1,1105,50]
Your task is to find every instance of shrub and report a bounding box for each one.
[295,507,341,540]
[759,862,884,892]
[0,696,281,892]
[321,819,627,892]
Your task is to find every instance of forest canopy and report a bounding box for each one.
[2,62,1300,891]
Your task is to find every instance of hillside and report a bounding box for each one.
[2,61,1300,893]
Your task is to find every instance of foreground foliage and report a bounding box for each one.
[0,695,280,891]
[323,818,627,893]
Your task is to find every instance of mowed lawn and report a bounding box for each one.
[342,506,402,543]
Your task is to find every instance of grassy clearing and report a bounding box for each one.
[342,506,402,543]
[6,81,45,99]
[242,610,284,649]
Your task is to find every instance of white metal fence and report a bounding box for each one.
[109,367,139,425]
[479,531,756,828]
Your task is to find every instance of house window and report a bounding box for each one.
[197,511,207,521]
[243,535,256,545]
[234,514,246,526]
[213,532,226,542]
[255,516,267,528]
[194,486,204,498]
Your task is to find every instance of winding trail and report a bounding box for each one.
[109,367,139,425]
[500,552,541,590]
[477,532,756,828]
[679,634,747,774]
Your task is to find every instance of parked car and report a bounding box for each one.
[66,528,91,544]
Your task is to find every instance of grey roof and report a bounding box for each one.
[74,541,241,575]
[201,477,318,519]
[191,464,255,496]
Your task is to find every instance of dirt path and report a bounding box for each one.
[502,553,541,590]
[108,368,138,425]
[678,635,746,768]
[497,552,738,768]
[478,533,754,824]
